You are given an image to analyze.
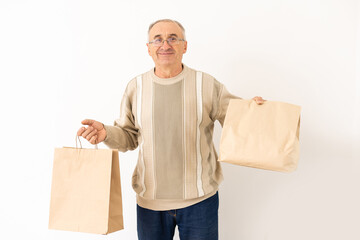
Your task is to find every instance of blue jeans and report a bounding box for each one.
[137,192,219,240]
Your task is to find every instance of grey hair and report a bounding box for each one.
[148,19,186,40]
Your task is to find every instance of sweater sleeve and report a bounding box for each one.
[215,82,242,127]
[103,90,139,152]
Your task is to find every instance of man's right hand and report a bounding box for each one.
[77,119,107,145]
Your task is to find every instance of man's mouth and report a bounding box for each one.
[157,51,174,55]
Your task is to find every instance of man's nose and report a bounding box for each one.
[160,40,172,50]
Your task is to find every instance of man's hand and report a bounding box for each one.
[77,119,107,144]
[252,96,266,105]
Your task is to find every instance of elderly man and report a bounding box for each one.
[77,19,265,240]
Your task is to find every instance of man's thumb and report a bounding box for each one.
[81,119,95,126]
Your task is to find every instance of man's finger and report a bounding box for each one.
[252,96,266,105]
[81,126,93,138]
[86,129,97,141]
[77,127,86,136]
[90,135,97,144]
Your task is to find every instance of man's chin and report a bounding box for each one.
[156,59,176,66]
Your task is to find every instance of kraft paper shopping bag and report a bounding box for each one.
[49,140,123,234]
[219,99,301,172]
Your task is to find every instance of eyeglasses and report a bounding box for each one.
[148,37,185,47]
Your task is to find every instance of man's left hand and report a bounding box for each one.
[252,96,266,105]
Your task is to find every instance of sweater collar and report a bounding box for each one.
[150,64,189,85]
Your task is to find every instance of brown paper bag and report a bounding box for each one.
[49,144,124,234]
[219,99,301,172]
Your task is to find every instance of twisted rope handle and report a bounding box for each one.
[76,135,98,149]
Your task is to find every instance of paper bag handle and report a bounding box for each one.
[76,135,98,149]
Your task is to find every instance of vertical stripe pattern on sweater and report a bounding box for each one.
[153,80,184,199]
[196,71,205,197]
[136,75,146,197]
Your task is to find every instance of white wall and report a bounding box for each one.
[0,0,359,239]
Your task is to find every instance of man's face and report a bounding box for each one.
[147,21,187,68]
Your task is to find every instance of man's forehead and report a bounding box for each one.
[149,22,183,38]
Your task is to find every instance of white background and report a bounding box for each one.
[0,0,359,239]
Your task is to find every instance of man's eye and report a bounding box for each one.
[154,39,162,43]
[168,37,177,42]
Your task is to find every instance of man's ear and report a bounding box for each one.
[183,41,188,54]
[146,43,151,55]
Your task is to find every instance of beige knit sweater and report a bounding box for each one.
[103,64,240,210]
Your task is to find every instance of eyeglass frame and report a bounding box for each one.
[148,37,186,47]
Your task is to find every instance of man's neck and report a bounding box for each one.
[154,64,183,78]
